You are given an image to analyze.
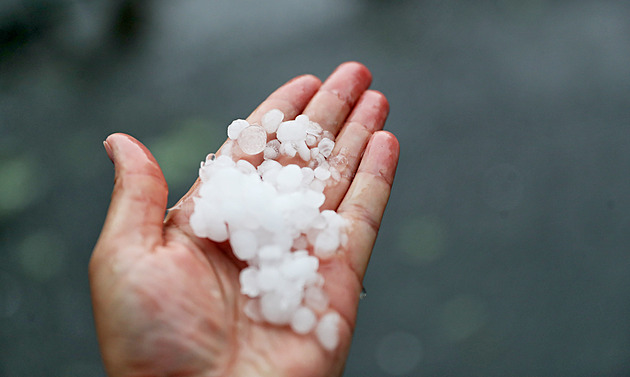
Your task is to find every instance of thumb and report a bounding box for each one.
[98,133,168,250]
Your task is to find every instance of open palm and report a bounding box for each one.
[90,62,399,377]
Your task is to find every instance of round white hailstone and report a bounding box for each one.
[240,267,260,297]
[230,230,258,260]
[322,209,346,229]
[291,306,317,334]
[306,272,325,287]
[294,207,321,232]
[296,140,311,161]
[261,167,280,187]
[303,190,325,208]
[276,164,303,192]
[309,152,326,169]
[264,139,281,160]
[237,125,267,155]
[273,233,295,252]
[227,119,250,140]
[280,254,319,281]
[314,230,340,258]
[305,134,318,147]
[277,120,307,142]
[257,266,281,292]
[262,109,284,133]
[304,286,329,313]
[215,154,237,169]
[301,167,315,186]
[316,311,341,351]
[305,122,323,146]
[314,166,332,181]
[310,213,328,230]
[243,299,263,322]
[310,179,326,192]
[260,291,300,325]
[318,138,335,158]
[258,208,285,233]
[295,114,310,124]
[280,142,297,157]
[258,245,284,262]
[257,159,282,176]
[190,198,229,242]
[236,159,257,175]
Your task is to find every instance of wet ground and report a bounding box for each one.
[1,1,630,375]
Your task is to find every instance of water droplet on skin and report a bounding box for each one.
[360,286,367,300]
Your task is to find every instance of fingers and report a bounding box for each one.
[247,74,322,125]
[321,90,390,210]
[303,62,372,135]
[337,131,400,282]
[96,133,168,252]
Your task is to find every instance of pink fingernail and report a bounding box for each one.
[103,140,114,162]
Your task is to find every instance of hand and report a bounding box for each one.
[90,62,400,377]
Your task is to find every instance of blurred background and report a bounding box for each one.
[1,0,630,376]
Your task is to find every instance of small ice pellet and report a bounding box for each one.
[277,120,307,142]
[295,114,310,124]
[316,311,341,351]
[240,267,260,297]
[314,166,332,181]
[303,190,325,208]
[236,159,257,174]
[291,306,317,334]
[259,245,284,262]
[305,134,318,147]
[280,142,297,157]
[262,109,284,133]
[280,254,319,280]
[296,141,311,161]
[237,125,267,155]
[301,167,315,186]
[264,139,281,160]
[190,198,228,242]
[257,266,281,292]
[276,164,303,192]
[314,230,340,258]
[318,138,335,158]
[260,291,299,325]
[310,179,326,192]
[230,230,258,260]
[227,119,250,140]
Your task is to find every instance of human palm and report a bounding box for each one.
[90,62,399,377]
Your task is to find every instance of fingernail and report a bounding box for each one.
[103,140,114,163]
[361,133,398,184]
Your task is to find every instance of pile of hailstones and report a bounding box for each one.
[189,109,350,351]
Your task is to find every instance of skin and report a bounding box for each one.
[90,62,400,377]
